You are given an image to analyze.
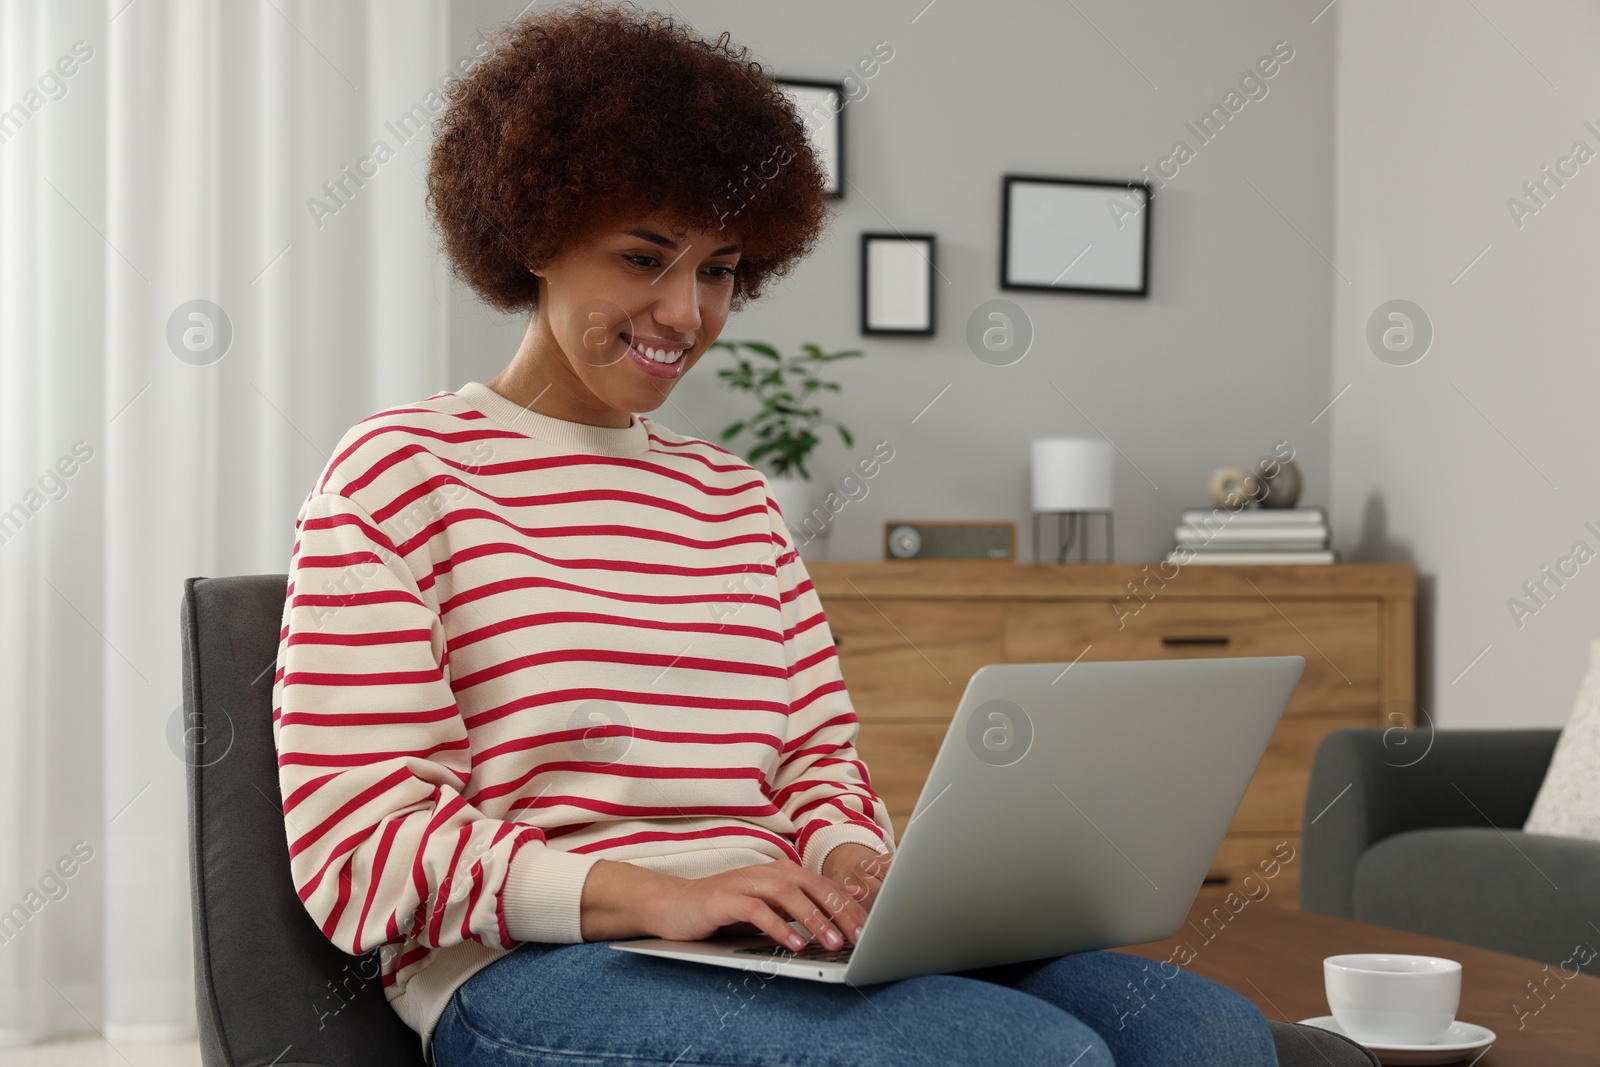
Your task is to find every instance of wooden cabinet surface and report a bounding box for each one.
[808,561,1416,908]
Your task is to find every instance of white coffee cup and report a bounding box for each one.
[1324,954,1461,1045]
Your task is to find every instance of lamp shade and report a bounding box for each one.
[1031,437,1113,512]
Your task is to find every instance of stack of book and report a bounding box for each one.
[1164,505,1336,565]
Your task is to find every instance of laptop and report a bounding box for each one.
[610,654,1305,985]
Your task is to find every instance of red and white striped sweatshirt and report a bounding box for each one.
[270,381,896,1060]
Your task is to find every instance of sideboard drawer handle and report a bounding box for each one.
[1162,635,1231,647]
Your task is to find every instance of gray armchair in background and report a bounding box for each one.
[1302,727,1599,967]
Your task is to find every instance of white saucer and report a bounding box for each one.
[1297,1016,1496,1065]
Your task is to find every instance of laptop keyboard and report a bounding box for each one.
[733,941,854,964]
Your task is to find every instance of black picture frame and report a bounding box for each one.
[1000,174,1151,297]
[775,78,846,198]
[860,232,936,336]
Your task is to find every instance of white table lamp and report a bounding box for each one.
[1031,437,1114,563]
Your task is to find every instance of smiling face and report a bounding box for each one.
[528,211,742,419]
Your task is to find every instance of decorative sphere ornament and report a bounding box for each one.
[1254,455,1303,508]
[1208,466,1263,510]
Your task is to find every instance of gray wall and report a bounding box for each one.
[1333,1,1600,729]
[448,0,1337,569]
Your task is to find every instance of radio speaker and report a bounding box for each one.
[883,521,1015,561]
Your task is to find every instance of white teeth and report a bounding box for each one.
[629,337,684,364]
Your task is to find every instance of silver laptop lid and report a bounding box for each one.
[843,655,1304,985]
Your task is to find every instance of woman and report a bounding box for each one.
[271,3,1280,1064]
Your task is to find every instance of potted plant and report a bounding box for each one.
[712,339,862,548]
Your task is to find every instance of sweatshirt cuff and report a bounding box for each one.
[501,843,603,944]
[806,822,891,876]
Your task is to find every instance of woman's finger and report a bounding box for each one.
[801,873,870,941]
[775,885,849,949]
[739,895,807,951]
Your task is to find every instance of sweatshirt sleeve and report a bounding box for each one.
[764,492,897,875]
[271,490,601,957]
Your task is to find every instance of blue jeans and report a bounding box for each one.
[431,939,1279,1066]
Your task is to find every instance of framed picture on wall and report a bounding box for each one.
[1000,174,1151,296]
[775,78,845,198]
[861,232,936,335]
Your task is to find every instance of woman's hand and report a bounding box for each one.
[822,842,894,914]
[647,857,871,952]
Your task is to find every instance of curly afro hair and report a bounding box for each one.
[425,0,832,316]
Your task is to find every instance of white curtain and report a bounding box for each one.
[0,0,452,1043]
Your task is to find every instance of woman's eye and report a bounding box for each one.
[624,255,737,280]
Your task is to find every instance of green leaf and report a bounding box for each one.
[710,337,867,481]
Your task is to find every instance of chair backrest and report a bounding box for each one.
[182,575,427,1067]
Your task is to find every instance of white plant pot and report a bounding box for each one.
[768,472,829,557]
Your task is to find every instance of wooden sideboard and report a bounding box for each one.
[806,561,1416,907]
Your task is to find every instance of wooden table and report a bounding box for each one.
[1122,893,1599,1065]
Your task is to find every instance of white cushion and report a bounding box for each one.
[1524,636,1600,840]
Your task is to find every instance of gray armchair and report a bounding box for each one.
[182,574,426,1066]
[1302,727,1599,967]
[183,573,1373,1067]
